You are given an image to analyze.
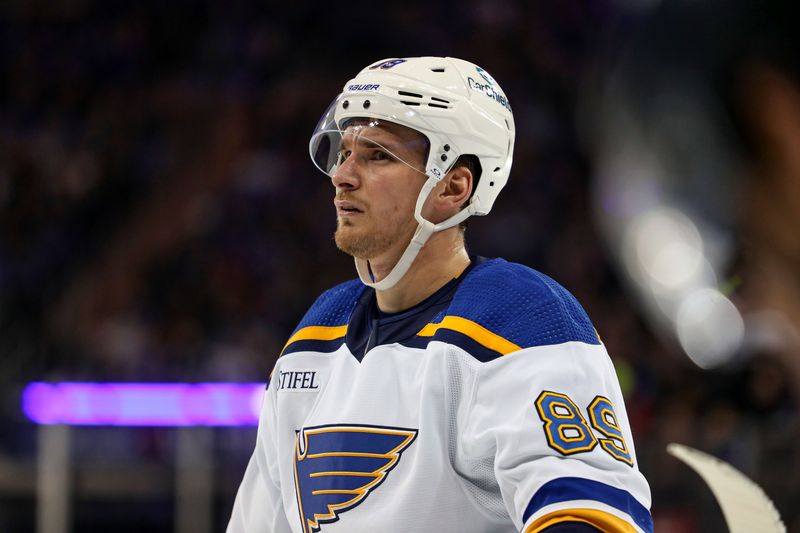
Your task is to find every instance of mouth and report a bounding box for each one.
[335,200,364,216]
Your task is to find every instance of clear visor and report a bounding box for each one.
[309,94,436,179]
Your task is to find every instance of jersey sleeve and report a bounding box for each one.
[451,260,653,533]
[463,341,652,533]
[227,379,293,533]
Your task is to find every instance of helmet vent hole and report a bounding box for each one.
[401,101,421,106]
[493,167,500,172]
[430,96,450,103]
[398,90,423,98]
[430,67,446,72]
[428,103,448,109]
[490,181,495,186]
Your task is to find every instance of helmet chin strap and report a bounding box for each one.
[354,175,476,291]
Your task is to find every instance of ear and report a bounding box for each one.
[420,165,473,224]
[437,165,473,213]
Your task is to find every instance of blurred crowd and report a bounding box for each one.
[1,1,797,532]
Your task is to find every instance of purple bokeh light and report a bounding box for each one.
[22,383,265,426]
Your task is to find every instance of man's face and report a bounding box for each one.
[331,121,429,260]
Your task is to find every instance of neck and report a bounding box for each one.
[366,228,470,313]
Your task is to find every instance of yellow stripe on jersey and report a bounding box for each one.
[524,508,638,533]
[282,325,348,354]
[417,315,522,355]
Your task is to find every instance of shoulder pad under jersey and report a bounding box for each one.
[281,279,366,356]
[417,258,600,361]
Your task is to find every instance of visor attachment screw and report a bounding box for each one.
[441,154,448,161]
[443,144,450,152]
[342,100,349,109]
[363,100,371,109]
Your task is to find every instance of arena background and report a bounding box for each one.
[1,1,797,532]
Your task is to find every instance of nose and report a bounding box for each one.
[331,156,360,191]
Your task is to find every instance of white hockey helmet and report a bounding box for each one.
[309,57,515,289]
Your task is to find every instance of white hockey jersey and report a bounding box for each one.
[228,258,653,533]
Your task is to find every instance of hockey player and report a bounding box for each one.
[228,57,652,533]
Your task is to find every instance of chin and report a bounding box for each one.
[334,228,366,257]
[334,228,393,260]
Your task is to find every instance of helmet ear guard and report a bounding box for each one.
[309,57,515,290]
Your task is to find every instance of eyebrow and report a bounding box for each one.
[339,135,377,150]
[338,133,406,155]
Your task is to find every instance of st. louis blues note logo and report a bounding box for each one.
[293,424,418,533]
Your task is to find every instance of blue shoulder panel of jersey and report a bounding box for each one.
[282,279,366,356]
[424,259,600,362]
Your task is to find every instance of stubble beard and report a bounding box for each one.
[334,216,415,260]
